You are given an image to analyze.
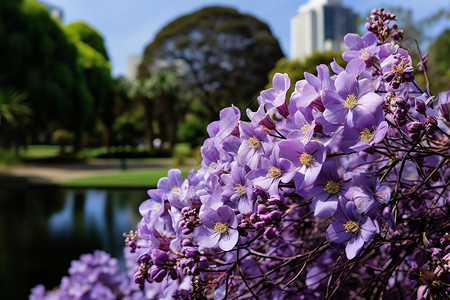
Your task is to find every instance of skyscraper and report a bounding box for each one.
[291,0,357,61]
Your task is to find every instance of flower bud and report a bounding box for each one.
[264,227,277,239]
[396,98,409,109]
[415,98,426,115]
[267,210,282,222]
[424,116,437,135]
[149,265,167,282]
[268,195,283,206]
[151,248,169,266]
[257,204,269,214]
[182,239,192,247]
[407,121,423,133]
[250,213,259,224]
[254,221,266,230]
[184,246,200,258]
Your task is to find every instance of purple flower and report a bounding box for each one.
[247,146,297,196]
[341,108,388,157]
[285,106,316,143]
[381,50,415,91]
[197,205,239,251]
[278,139,327,190]
[157,169,190,210]
[206,105,241,140]
[246,104,277,130]
[326,200,377,259]
[323,60,384,127]
[258,72,290,118]
[200,137,233,176]
[342,32,379,66]
[306,159,350,218]
[288,64,334,112]
[237,121,274,169]
[221,162,255,213]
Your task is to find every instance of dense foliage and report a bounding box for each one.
[0,0,113,152]
[0,0,82,138]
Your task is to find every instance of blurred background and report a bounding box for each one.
[0,0,448,298]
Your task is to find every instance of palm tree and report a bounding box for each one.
[129,72,180,151]
[0,88,32,127]
[148,72,180,151]
[128,78,156,150]
[0,87,32,150]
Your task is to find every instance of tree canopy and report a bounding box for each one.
[0,0,114,152]
[65,21,109,60]
[428,29,450,94]
[0,0,82,134]
[138,6,284,120]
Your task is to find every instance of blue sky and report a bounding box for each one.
[47,0,449,77]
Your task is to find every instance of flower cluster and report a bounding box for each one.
[30,8,449,300]
[122,8,449,300]
[30,250,143,300]
[407,233,450,299]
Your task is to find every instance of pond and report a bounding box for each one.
[0,185,147,299]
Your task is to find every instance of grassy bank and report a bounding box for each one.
[61,168,193,188]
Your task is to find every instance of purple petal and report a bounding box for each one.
[335,72,358,97]
[218,229,239,251]
[359,217,376,242]
[344,33,364,50]
[311,197,338,218]
[326,221,351,244]
[197,227,220,249]
[345,235,364,259]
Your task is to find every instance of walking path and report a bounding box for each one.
[0,158,199,185]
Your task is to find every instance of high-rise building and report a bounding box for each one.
[290,0,357,61]
[126,55,142,81]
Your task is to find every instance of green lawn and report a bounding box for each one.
[61,168,193,188]
[18,145,63,159]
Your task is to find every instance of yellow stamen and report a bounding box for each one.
[274,89,284,98]
[248,137,261,149]
[324,180,340,194]
[344,94,358,109]
[234,184,246,194]
[391,57,410,74]
[301,124,311,136]
[214,222,228,234]
[299,152,313,167]
[344,221,359,233]
[268,166,282,178]
[359,126,377,143]
[171,187,182,195]
[359,48,370,60]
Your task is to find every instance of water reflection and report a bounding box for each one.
[83,189,109,248]
[49,190,75,236]
[0,186,145,300]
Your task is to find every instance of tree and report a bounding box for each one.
[64,22,113,151]
[0,88,32,150]
[128,78,156,150]
[0,0,86,146]
[127,72,181,151]
[147,72,180,150]
[64,21,109,60]
[138,6,284,121]
[428,29,450,94]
